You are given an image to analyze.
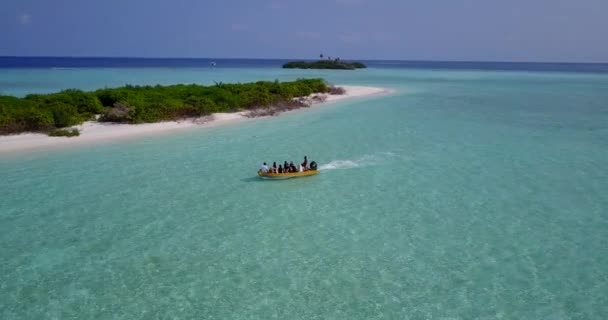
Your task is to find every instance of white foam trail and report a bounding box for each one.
[318,152,400,171]
[318,160,361,171]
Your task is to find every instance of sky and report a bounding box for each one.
[1,0,607,62]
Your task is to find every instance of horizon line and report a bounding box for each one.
[1,55,607,65]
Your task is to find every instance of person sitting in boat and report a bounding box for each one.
[284,161,289,172]
[301,156,308,171]
[289,162,297,172]
[278,165,284,173]
[259,162,269,173]
[272,162,278,173]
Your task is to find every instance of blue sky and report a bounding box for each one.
[1,0,607,62]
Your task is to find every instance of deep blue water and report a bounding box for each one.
[1,56,608,73]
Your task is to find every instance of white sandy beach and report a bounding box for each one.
[0,85,391,154]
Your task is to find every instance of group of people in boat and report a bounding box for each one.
[259,156,310,174]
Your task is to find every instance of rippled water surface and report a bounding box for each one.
[1,63,608,319]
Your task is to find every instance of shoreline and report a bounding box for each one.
[0,85,392,155]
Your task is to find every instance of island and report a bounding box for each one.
[0,81,390,154]
[283,60,367,70]
[0,78,332,137]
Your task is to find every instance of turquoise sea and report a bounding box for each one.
[1,60,608,319]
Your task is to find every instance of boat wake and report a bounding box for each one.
[318,160,361,171]
[318,152,399,171]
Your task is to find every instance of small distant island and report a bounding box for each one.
[283,54,366,70]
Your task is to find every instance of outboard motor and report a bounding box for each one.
[309,161,318,170]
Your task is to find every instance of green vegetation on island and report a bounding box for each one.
[283,54,366,70]
[0,78,330,136]
[283,60,367,70]
[49,128,80,137]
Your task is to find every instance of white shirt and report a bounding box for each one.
[259,165,269,173]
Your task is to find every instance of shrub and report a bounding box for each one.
[50,101,80,128]
[99,102,132,122]
[96,88,130,106]
[48,128,80,137]
[16,108,54,133]
[185,96,220,114]
[55,89,104,116]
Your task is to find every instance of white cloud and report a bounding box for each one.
[19,13,31,25]
[297,31,321,40]
[230,23,248,31]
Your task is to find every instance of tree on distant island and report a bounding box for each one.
[318,53,342,61]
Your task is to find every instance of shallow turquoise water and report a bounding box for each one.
[1,67,608,319]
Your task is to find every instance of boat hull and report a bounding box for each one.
[258,170,318,180]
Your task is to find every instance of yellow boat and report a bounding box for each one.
[258,169,318,180]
